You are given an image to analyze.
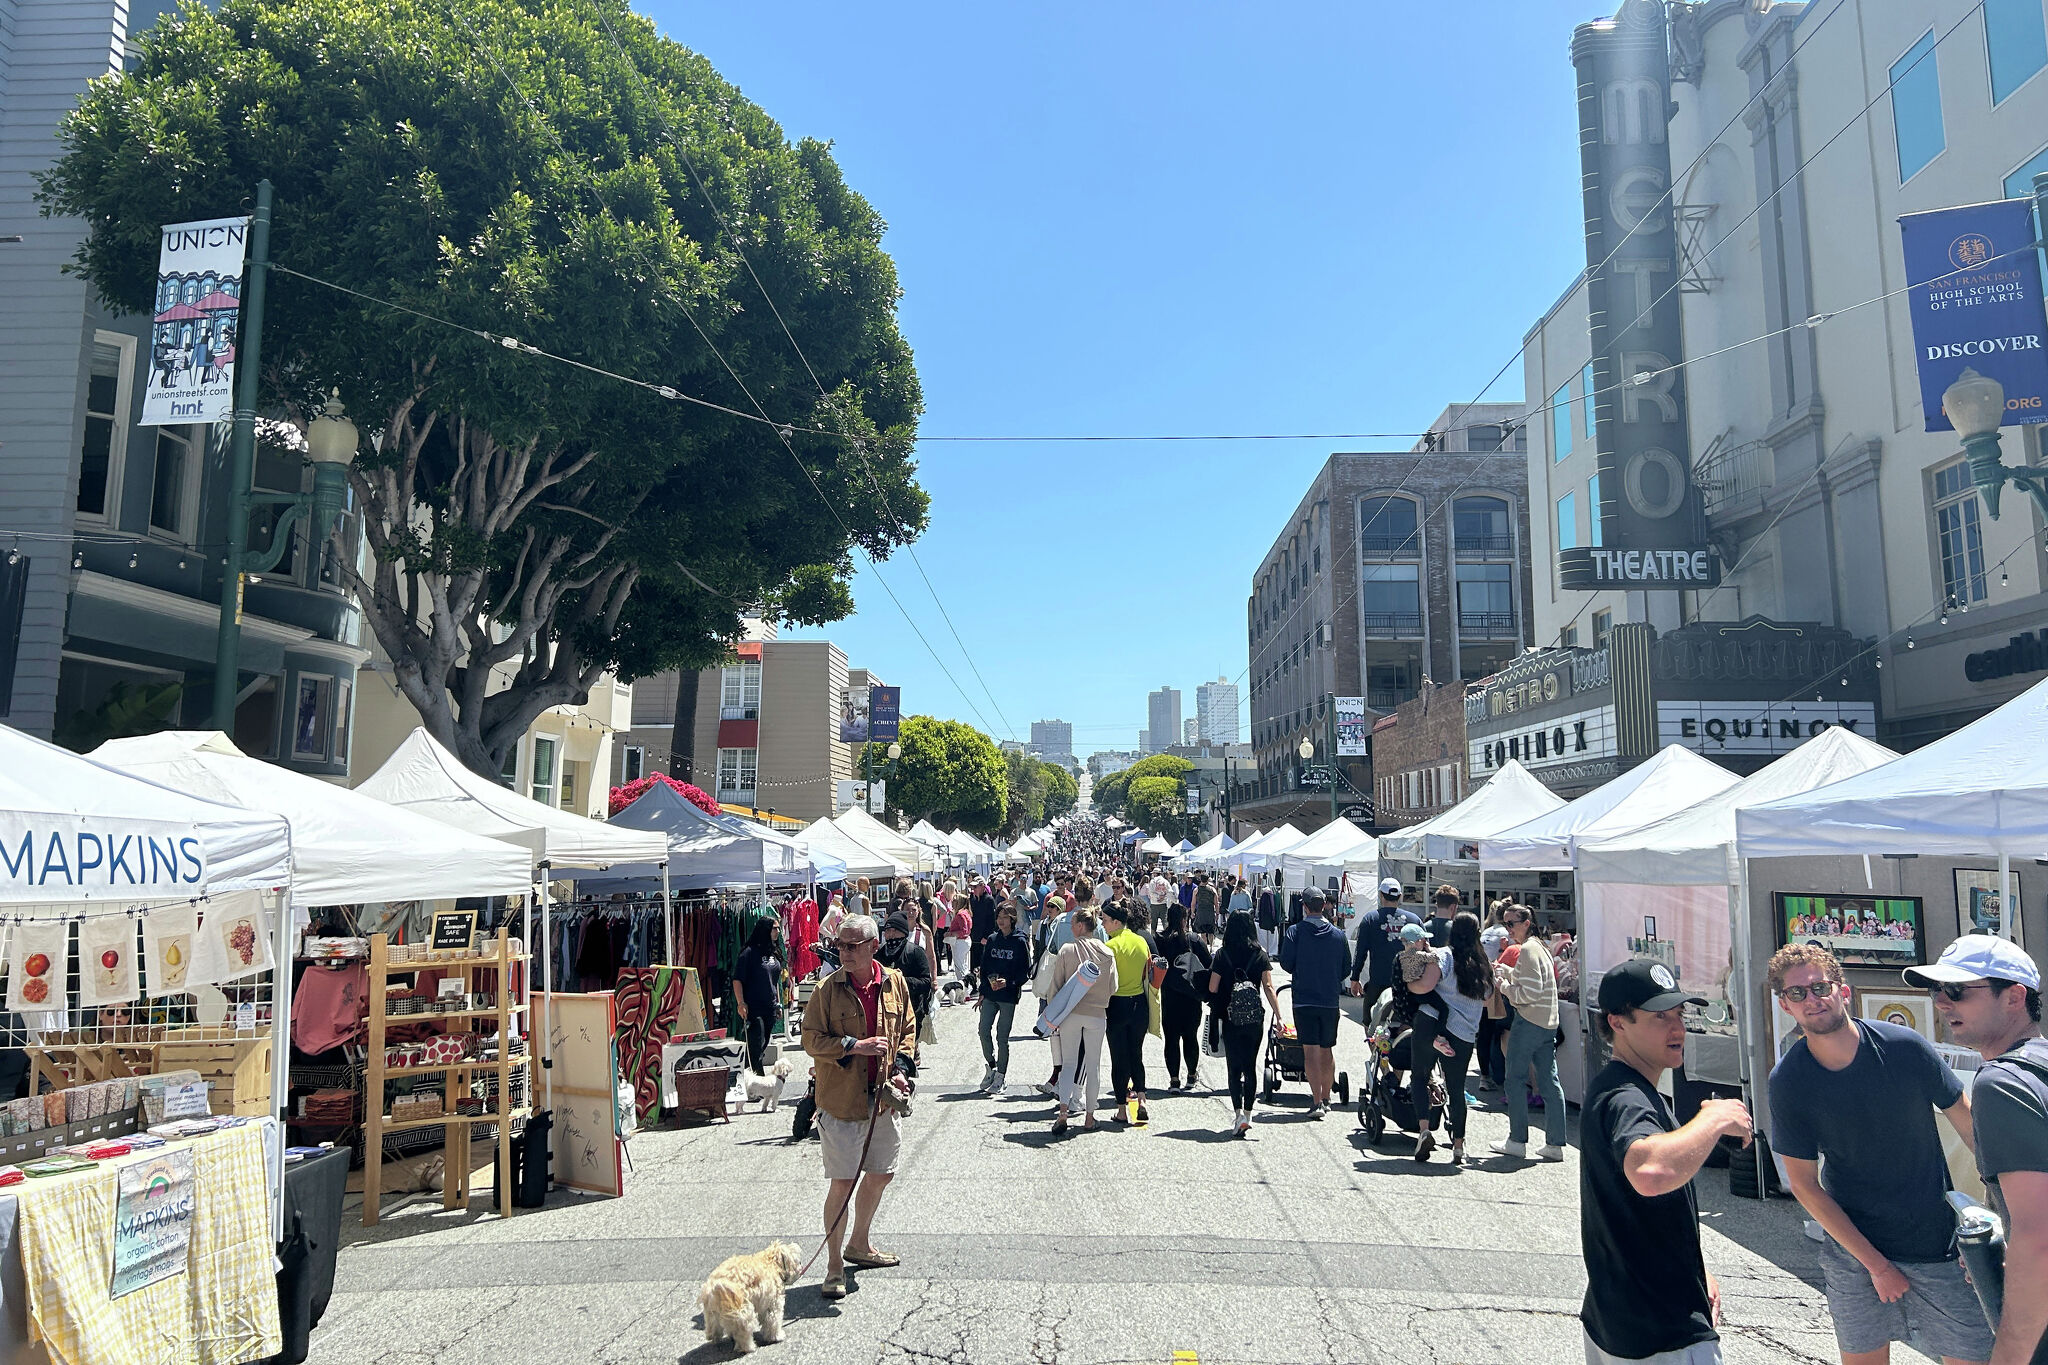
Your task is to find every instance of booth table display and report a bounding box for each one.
[9,1123,281,1365]
[361,929,529,1226]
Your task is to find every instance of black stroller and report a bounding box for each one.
[1356,991,1446,1144]
[789,938,841,1141]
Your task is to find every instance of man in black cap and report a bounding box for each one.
[1581,959,1753,1365]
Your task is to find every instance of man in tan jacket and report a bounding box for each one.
[1491,902,1567,1160]
[801,913,919,1299]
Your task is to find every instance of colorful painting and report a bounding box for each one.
[1775,893,1925,968]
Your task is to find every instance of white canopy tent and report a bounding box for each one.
[1378,760,1562,863]
[946,829,996,865]
[1007,832,1044,858]
[1138,835,1176,856]
[834,807,936,873]
[799,818,909,882]
[1234,823,1307,871]
[96,731,532,906]
[1176,832,1236,868]
[1480,745,1740,872]
[906,820,954,859]
[1276,818,1379,890]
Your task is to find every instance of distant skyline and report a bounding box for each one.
[652,2,1594,743]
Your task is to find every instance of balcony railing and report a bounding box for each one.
[1359,534,1421,557]
[1361,611,1423,638]
[1697,438,1771,516]
[1458,611,1518,637]
[718,786,756,806]
[1455,534,1514,557]
[1367,689,1409,710]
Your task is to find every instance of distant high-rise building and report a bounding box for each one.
[1147,687,1182,755]
[1184,717,1199,745]
[1196,678,1241,745]
[1137,727,1152,755]
[1029,719,1074,765]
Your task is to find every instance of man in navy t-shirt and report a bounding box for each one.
[1766,944,1990,1365]
[1348,877,1422,1018]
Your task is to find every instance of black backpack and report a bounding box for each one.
[1224,953,1263,1028]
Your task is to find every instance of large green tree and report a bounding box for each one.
[865,716,1005,835]
[1092,754,1192,824]
[39,0,922,776]
[1040,764,1078,822]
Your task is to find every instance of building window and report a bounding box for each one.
[1988,0,2048,103]
[499,742,520,789]
[1467,423,1505,453]
[1556,491,1578,552]
[1587,473,1604,548]
[1592,610,1613,650]
[1358,495,1420,557]
[1560,624,1578,648]
[530,735,559,805]
[622,745,646,782]
[1891,30,1945,181]
[1453,496,1511,557]
[718,746,758,800]
[1455,563,1514,635]
[720,660,761,719]
[1551,381,1573,462]
[1360,564,1421,637]
[290,674,333,761]
[148,425,200,539]
[1581,362,1597,439]
[78,335,135,520]
[560,761,579,812]
[2006,143,2048,198]
[1933,460,1988,604]
[332,679,351,769]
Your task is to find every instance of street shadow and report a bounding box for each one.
[1152,1126,1240,1144]
[998,1127,1071,1149]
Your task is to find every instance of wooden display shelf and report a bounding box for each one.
[362,927,526,1225]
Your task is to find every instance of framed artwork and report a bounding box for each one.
[1953,869,2023,947]
[1856,987,1940,1046]
[1775,893,1926,968]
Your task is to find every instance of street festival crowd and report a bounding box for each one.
[770,815,2048,1365]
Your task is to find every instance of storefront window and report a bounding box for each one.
[1933,460,1987,604]
[531,734,558,805]
[291,674,332,760]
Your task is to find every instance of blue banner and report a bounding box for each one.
[868,686,901,743]
[1900,197,2048,431]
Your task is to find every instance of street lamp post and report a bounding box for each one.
[1958,173,2048,522]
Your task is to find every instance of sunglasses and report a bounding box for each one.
[1774,980,1842,1003]
[836,937,875,950]
[1927,981,1994,1002]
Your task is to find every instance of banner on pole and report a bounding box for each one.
[1900,197,2048,430]
[868,687,902,743]
[140,217,250,426]
[1335,697,1368,756]
[838,687,870,744]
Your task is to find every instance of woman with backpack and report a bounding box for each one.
[1207,910,1280,1137]
[1404,910,1491,1166]
[1155,904,1213,1092]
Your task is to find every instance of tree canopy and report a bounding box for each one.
[40,0,922,776]
[1001,752,1078,836]
[1090,754,1192,825]
[866,716,1005,835]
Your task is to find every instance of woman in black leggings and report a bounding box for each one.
[733,917,783,1075]
[1207,911,1279,1138]
[1155,905,1213,1091]
[1404,911,1489,1165]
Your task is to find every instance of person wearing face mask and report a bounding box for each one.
[878,911,934,1032]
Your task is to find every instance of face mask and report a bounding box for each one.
[878,937,906,965]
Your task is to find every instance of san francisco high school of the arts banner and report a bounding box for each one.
[140,216,250,426]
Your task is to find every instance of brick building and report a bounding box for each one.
[1235,405,1534,833]
[1368,681,1471,831]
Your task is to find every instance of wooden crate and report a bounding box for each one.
[157,1036,271,1117]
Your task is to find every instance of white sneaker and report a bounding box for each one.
[1535,1144,1565,1161]
[1235,1113,1252,1137]
[1225,1108,1242,1134]
[1490,1139,1528,1158]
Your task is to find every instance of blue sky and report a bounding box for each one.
[650,1,1600,755]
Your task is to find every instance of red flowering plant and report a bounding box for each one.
[608,774,721,817]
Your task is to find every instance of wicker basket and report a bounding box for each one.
[671,1064,732,1124]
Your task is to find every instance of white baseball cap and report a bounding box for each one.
[1903,934,2041,991]
[1378,877,1403,897]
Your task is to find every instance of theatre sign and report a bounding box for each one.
[1466,617,1878,796]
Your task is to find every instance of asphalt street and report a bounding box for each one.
[307,968,1919,1365]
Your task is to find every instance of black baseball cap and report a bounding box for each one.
[1597,958,1705,1016]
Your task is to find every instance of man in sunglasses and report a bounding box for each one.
[1767,943,1990,1365]
[1908,934,2048,1365]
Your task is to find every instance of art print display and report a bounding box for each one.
[1775,892,1926,968]
[189,899,270,985]
[1953,869,2023,947]
[78,915,138,1007]
[1857,987,1940,1046]
[6,920,66,1013]
[139,217,248,426]
[143,903,197,997]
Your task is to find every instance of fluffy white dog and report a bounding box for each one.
[698,1240,802,1353]
[744,1059,793,1112]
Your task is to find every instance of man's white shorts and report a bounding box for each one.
[817,1109,900,1181]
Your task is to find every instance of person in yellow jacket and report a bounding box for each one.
[801,913,919,1299]
[1101,901,1156,1124]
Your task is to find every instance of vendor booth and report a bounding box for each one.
[833,808,935,874]
[1175,832,1235,869]
[1275,818,1376,892]
[0,723,297,1364]
[1379,759,1564,908]
[798,818,907,883]
[1480,744,1738,873]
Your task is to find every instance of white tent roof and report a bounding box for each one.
[1580,727,1899,885]
[799,818,908,881]
[906,819,952,851]
[1176,832,1236,867]
[1378,760,1562,863]
[95,732,532,906]
[1235,823,1307,868]
[1008,832,1044,856]
[355,727,665,868]
[1736,674,2048,859]
[834,807,936,872]
[1278,818,1379,881]
[946,829,995,860]
[1138,835,1176,855]
[1481,745,1741,871]
[0,723,293,904]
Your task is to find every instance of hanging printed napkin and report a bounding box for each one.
[6,921,67,1014]
[78,915,138,1007]
[143,902,197,997]
[188,897,271,986]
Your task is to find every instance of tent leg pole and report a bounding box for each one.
[661,860,673,965]
[1733,857,1764,1198]
[540,871,554,1115]
[2001,852,2015,942]
[268,888,292,1245]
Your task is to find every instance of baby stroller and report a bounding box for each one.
[1356,991,1445,1144]
[1262,984,1350,1105]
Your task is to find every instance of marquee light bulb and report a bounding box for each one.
[1905,636,1916,650]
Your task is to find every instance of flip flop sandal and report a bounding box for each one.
[845,1250,900,1269]
[820,1274,847,1300]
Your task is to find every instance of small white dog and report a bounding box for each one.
[699,1240,802,1353]
[745,1060,793,1113]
